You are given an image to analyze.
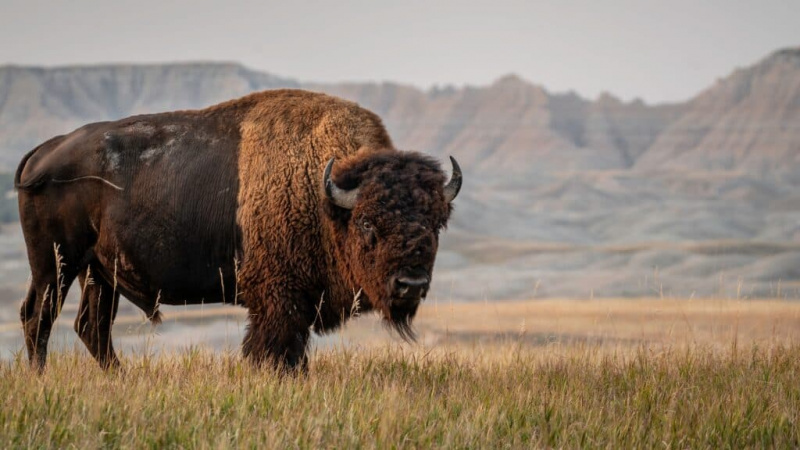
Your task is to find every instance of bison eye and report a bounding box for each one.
[359,220,377,247]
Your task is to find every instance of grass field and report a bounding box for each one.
[2,298,800,448]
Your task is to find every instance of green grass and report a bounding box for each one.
[1,343,799,448]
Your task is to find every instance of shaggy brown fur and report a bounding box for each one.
[16,89,460,372]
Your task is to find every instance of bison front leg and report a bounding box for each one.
[241,302,310,373]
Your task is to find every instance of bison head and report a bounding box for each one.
[322,151,462,339]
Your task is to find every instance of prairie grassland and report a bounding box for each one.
[1,298,800,448]
[339,297,800,352]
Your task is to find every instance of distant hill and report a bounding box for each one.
[307,76,684,176]
[2,49,796,175]
[636,48,800,173]
[0,63,298,169]
[1,49,799,301]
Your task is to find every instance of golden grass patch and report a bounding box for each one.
[1,298,800,447]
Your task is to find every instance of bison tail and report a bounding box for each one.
[149,310,163,325]
[14,144,44,190]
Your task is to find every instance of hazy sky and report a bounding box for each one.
[1,0,798,103]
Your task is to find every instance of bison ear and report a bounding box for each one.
[443,156,462,203]
[323,158,360,210]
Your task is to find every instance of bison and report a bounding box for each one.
[14,89,462,371]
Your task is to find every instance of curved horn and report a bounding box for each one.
[323,158,359,209]
[443,156,462,203]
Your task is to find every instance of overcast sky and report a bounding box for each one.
[1,0,798,103]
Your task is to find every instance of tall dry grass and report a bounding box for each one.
[1,298,799,448]
[0,344,799,447]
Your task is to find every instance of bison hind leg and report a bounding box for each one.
[74,266,121,370]
[19,253,80,373]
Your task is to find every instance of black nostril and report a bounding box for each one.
[394,276,430,298]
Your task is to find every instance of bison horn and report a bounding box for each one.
[443,156,462,203]
[323,158,359,210]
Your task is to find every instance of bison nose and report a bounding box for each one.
[393,276,430,300]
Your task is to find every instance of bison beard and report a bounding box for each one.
[15,89,461,373]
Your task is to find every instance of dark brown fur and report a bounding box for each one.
[16,89,457,372]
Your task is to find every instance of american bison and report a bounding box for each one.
[15,89,462,371]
